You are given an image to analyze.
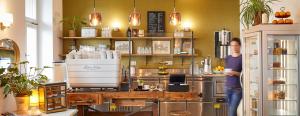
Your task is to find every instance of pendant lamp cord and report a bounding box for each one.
[134,0,136,8]
[173,0,175,9]
[93,0,96,10]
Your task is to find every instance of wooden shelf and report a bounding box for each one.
[60,36,195,41]
[60,54,198,57]
[0,47,14,51]
[121,54,198,57]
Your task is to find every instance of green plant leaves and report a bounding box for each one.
[3,84,11,98]
[240,0,277,28]
[0,61,49,97]
[61,16,87,30]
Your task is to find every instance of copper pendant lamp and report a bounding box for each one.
[169,0,181,26]
[129,0,141,26]
[89,0,102,26]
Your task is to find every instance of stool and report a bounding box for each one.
[169,110,191,116]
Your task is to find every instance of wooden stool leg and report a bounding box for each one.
[77,105,84,116]
[77,105,88,116]
[152,101,159,116]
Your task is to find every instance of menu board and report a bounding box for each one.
[147,11,165,33]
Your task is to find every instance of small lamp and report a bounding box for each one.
[182,21,192,32]
[112,21,121,31]
[29,89,41,115]
[0,12,13,30]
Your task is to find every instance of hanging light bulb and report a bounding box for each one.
[89,0,102,26]
[169,0,181,26]
[129,0,141,26]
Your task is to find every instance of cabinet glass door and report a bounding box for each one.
[244,34,261,116]
[264,35,299,116]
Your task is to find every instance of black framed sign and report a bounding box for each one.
[147,11,165,33]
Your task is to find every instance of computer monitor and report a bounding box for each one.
[169,74,185,84]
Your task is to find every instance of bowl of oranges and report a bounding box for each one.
[213,66,224,74]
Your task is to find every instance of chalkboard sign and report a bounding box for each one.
[147,11,165,33]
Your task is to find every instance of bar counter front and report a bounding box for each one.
[66,74,226,116]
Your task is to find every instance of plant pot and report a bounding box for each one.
[15,96,29,114]
[262,13,269,24]
[0,87,17,114]
[68,30,76,37]
[253,12,262,26]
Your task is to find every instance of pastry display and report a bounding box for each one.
[272,62,281,68]
[272,7,293,24]
[268,91,286,100]
[251,98,257,109]
[268,79,286,85]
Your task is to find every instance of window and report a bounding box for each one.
[26,25,38,68]
[25,0,38,68]
[25,0,37,21]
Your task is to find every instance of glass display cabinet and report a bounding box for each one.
[242,24,300,116]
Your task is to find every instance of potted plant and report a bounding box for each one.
[137,79,144,90]
[240,0,277,28]
[0,61,49,114]
[60,16,87,37]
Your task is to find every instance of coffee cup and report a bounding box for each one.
[224,69,232,74]
[143,85,150,90]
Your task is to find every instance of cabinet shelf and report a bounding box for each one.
[122,54,199,57]
[60,54,198,57]
[250,96,259,100]
[268,84,298,86]
[250,108,258,112]
[60,36,195,41]
[268,67,297,70]
[268,54,297,56]
[46,94,66,99]
[266,99,297,102]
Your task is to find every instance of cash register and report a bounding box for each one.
[168,74,189,92]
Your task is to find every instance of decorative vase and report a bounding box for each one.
[68,30,76,37]
[0,87,17,114]
[15,96,29,114]
[262,13,269,24]
[253,12,262,26]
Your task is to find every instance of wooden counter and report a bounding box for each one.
[67,91,197,116]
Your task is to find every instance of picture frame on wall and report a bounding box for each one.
[152,41,170,54]
[115,41,132,54]
[182,41,192,53]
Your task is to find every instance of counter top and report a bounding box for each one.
[13,109,78,116]
[131,74,226,79]
[202,74,226,77]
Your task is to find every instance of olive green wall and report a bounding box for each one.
[63,0,240,68]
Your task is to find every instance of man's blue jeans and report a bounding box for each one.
[225,87,242,116]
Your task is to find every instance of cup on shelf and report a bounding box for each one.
[143,85,150,90]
